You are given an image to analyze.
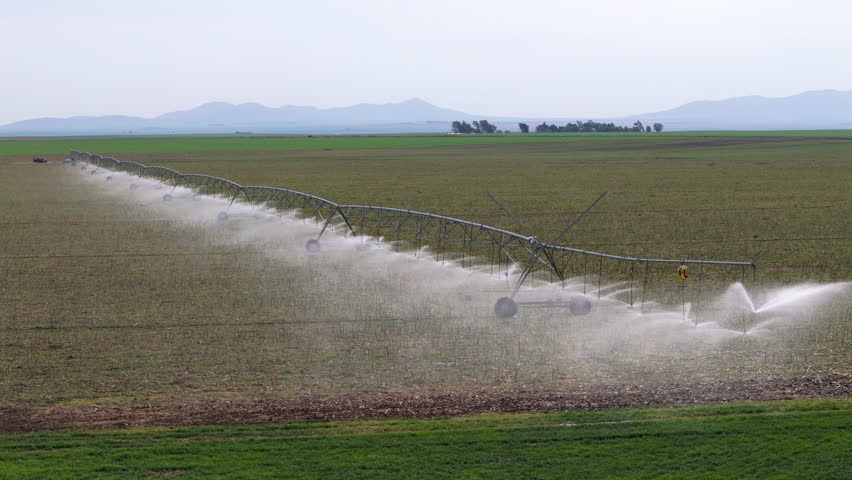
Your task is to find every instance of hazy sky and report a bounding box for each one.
[2,0,851,124]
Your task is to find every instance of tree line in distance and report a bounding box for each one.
[451,120,663,134]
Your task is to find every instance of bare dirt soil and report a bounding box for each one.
[2,375,849,433]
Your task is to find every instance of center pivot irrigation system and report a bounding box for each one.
[70,151,757,319]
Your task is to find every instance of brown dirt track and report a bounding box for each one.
[2,375,849,433]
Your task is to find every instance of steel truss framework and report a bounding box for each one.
[71,150,757,317]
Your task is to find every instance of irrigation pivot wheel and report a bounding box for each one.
[494,296,518,318]
[568,295,592,315]
[305,239,321,252]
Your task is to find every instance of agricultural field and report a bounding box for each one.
[0,132,850,461]
[4,132,851,278]
[2,399,850,479]
[2,129,852,156]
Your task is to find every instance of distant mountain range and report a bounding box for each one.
[624,90,852,131]
[2,90,852,136]
[0,98,471,136]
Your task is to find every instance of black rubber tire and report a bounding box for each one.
[305,239,321,252]
[568,295,592,315]
[494,296,518,318]
[129,184,139,190]
[217,211,229,222]
[162,193,173,202]
[105,176,113,181]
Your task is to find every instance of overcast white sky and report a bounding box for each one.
[1,0,851,124]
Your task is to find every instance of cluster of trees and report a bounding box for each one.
[452,119,664,134]
[451,120,499,134]
[521,120,663,133]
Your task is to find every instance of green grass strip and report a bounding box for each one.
[1,399,849,479]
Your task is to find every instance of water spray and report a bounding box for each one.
[70,150,765,323]
[67,152,851,358]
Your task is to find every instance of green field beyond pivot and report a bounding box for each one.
[1,400,849,479]
[3,130,852,156]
